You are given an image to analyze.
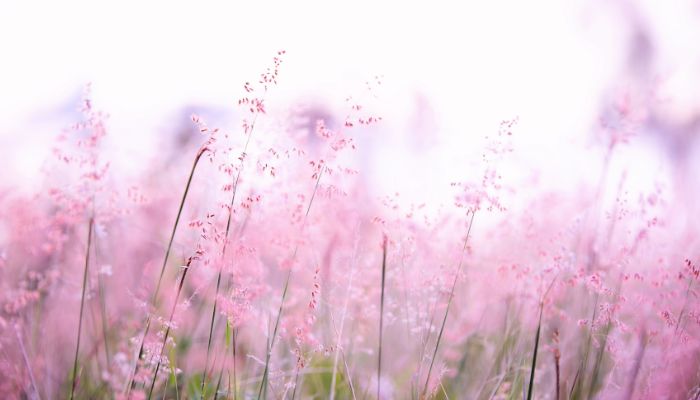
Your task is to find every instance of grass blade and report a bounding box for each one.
[554,349,560,400]
[70,217,93,400]
[378,234,388,399]
[15,325,41,400]
[202,94,262,397]
[147,258,193,399]
[587,320,611,397]
[126,147,206,396]
[570,293,599,400]
[526,306,543,400]
[422,211,475,398]
[526,276,557,400]
[257,167,324,399]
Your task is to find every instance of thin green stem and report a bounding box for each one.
[257,167,324,399]
[70,217,93,400]
[330,227,360,400]
[126,147,206,397]
[570,293,599,399]
[378,236,388,400]
[527,276,557,400]
[202,95,263,397]
[147,258,192,399]
[92,233,111,369]
[526,305,543,400]
[291,366,301,400]
[422,211,475,398]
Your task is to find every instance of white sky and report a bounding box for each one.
[1,0,699,206]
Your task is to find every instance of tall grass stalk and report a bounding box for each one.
[416,293,440,393]
[87,228,111,369]
[15,325,41,400]
[569,293,599,399]
[587,272,624,398]
[587,320,611,397]
[97,267,111,367]
[291,367,301,400]
[526,304,543,400]
[70,217,93,400]
[212,357,225,400]
[126,147,207,396]
[212,321,235,400]
[377,235,388,399]
[329,226,360,400]
[202,90,265,397]
[476,301,519,399]
[421,211,475,398]
[623,330,646,400]
[526,276,557,400]
[257,167,324,399]
[147,258,193,399]
[554,351,560,400]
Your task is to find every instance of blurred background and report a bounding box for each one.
[2,0,700,209]
[3,3,700,398]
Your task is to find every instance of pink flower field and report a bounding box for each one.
[2,2,700,399]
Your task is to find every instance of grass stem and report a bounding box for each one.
[70,217,94,400]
